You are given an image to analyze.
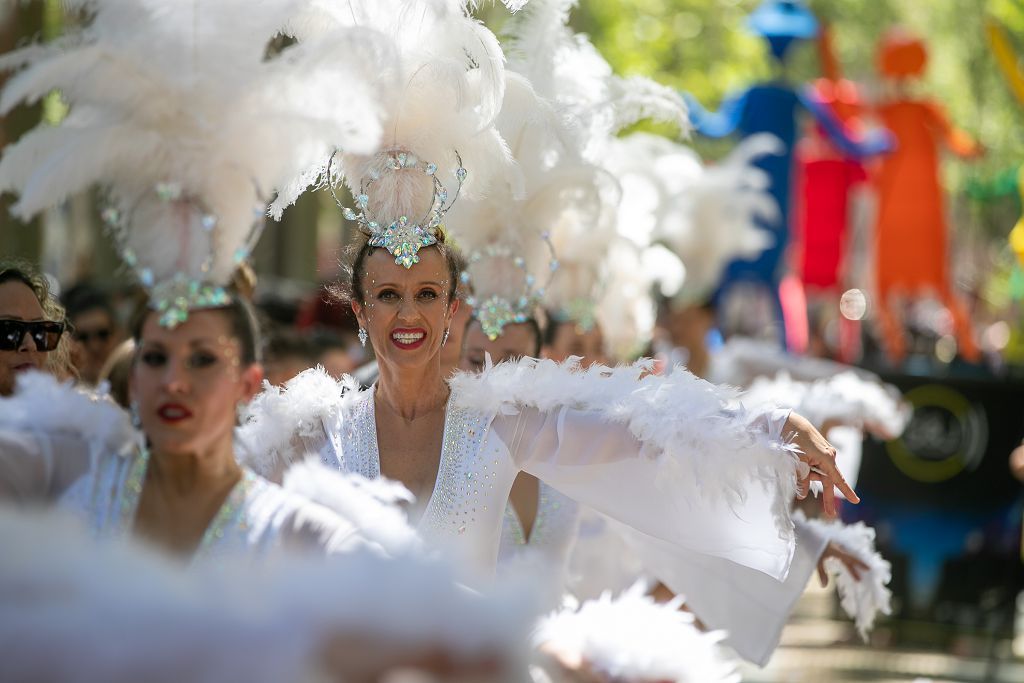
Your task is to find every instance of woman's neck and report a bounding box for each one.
[148,432,241,496]
[375,356,450,421]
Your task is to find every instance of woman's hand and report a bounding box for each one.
[785,412,859,517]
[817,541,870,587]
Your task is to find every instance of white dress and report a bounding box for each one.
[0,372,363,558]
[497,480,581,603]
[238,357,800,583]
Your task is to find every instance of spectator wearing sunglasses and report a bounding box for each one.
[62,282,123,387]
[0,260,70,396]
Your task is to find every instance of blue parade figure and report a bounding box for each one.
[684,0,890,348]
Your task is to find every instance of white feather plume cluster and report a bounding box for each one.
[272,0,518,225]
[283,458,421,555]
[505,0,689,162]
[1,371,135,459]
[498,0,693,335]
[792,510,893,641]
[534,583,740,683]
[0,505,537,682]
[745,371,910,440]
[445,72,612,330]
[596,238,659,362]
[604,132,782,306]
[236,367,355,481]
[449,356,801,536]
[0,0,395,293]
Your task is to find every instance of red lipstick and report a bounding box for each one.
[156,403,193,423]
[390,327,427,350]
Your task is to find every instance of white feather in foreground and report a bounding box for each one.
[0,506,536,682]
[535,583,740,683]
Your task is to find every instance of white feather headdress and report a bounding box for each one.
[273,0,526,269]
[445,72,591,339]
[502,0,687,336]
[605,132,782,307]
[0,0,396,325]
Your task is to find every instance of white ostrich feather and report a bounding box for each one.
[449,356,802,537]
[0,0,395,297]
[505,0,689,162]
[596,238,658,362]
[708,336,880,387]
[445,73,612,326]
[604,132,782,304]
[534,583,739,683]
[745,371,910,440]
[499,1,689,326]
[792,510,893,640]
[272,0,517,224]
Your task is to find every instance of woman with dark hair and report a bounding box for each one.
[0,260,72,396]
[0,293,367,558]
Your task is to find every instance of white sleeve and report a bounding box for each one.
[498,402,797,582]
[0,429,92,501]
[0,373,130,503]
[604,514,828,666]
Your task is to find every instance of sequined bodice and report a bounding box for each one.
[319,388,521,575]
[61,447,301,561]
[498,482,580,568]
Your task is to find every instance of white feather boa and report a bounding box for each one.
[534,583,739,683]
[237,368,356,480]
[0,371,135,457]
[282,458,420,555]
[745,371,910,440]
[449,356,802,537]
[792,510,893,640]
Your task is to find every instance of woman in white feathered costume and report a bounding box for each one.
[431,2,896,667]
[0,0,409,557]
[237,0,857,601]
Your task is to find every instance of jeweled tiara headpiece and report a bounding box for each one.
[100,182,264,328]
[329,150,467,269]
[462,234,559,341]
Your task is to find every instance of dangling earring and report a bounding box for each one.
[130,400,142,430]
[441,326,451,347]
[358,328,368,347]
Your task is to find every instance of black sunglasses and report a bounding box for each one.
[0,319,66,352]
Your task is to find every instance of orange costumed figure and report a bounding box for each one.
[872,28,981,363]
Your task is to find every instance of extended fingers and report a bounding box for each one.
[813,454,861,505]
